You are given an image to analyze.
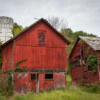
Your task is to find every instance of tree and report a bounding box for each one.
[12,22,28,37]
[47,16,68,31]
[13,23,22,29]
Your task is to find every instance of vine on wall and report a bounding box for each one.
[85,47,90,54]
[15,57,27,72]
[87,54,98,74]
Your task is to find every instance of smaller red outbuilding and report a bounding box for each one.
[1,18,70,93]
[69,36,100,85]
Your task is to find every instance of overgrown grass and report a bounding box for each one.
[66,74,72,85]
[0,76,13,97]
[3,87,100,100]
[78,83,100,93]
[0,74,100,100]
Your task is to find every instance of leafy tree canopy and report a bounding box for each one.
[12,22,28,37]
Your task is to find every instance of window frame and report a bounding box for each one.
[37,30,46,45]
[31,74,36,81]
[45,73,53,79]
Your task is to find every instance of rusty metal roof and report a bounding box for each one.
[69,36,100,58]
[79,36,100,50]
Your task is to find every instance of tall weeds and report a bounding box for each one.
[0,73,13,97]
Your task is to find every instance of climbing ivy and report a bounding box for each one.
[85,47,90,54]
[16,57,27,67]
[7,70,13,85]
[15,57,27,72]
[78,40,84,45]
[98,58,100,65]
[87,54,98,74]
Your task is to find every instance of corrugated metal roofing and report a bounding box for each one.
[69,36,100,58]
[79,36,100,50]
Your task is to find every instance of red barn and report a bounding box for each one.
[1,18,70,93]
[69,36,100,85]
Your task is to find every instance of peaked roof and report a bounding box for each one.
[1,18,71,47]
[69,36,100,58]
[79,36,100,50]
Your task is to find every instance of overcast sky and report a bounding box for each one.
[0,0,100,36]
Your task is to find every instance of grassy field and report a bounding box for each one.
[0,74,100,100]
[66,74,72,85]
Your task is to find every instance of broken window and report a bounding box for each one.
[88,66,92,71]
[31,74,36,80]
[45,74,53,79]
[75,56,81,60]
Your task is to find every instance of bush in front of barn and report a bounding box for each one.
[0,71,13,97]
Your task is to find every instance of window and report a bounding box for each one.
[45,74,53,79]
[37,30,46,45]
[38,34,45,45]
[75,56,81,60]
[31,74,36,80]
[88,65,92,71]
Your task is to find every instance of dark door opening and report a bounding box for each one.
[81,46,83,58]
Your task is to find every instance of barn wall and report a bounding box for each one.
[14,45,66,70]
[14,73,30,93]
[1,42,14,72]
[14,22,67,70]
[71,66,99,84]
[97,51,100,84]
[14,72,66,93]
[71,40,99,85]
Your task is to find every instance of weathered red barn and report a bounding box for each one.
[69,36,100,85]
[1,18,70,93]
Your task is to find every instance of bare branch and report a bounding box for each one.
[47,16,68,32]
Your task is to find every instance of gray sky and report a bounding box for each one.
[0,0,100,36]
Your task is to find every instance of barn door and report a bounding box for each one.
[37,74,39,93]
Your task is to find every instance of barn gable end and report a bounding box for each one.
[15,21,67,47]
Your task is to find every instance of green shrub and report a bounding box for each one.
[0,74,13,97]
[14,96,23,100]
[87,54,98,74]
[80,83,100,93]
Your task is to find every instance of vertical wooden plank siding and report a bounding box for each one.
[1,42,14,72]
[13,22,67,70]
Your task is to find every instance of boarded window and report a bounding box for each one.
[37,30,46,45]
[45,74,53,79]
[38,34,45,45]
[31,74,36,80]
